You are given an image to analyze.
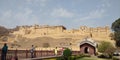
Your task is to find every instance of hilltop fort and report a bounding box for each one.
[12,24,111,40]
[0,24,113,50]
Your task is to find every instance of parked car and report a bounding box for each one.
[113,50,120,56]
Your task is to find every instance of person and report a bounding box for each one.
[30,45,35,58]
[1,43,8,60]
[61,47,64,55]
[54,47,58,56]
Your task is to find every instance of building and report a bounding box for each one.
[1,24,114,50]
[79,38,97,55]
[12,25,111,40]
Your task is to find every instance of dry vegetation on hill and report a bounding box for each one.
[0,26,9,37]
[13,37,73,48]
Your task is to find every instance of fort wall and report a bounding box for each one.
[0,25,114,50]
[12,25,111,41]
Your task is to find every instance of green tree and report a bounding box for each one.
[98,41,114,53]
[63,48,72,60]
[111,18,120,47]
[104,46,116,58]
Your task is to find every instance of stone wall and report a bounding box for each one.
[1,25,113,50]
[11,25,111,41]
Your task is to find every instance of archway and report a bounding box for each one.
[80,38,97,55]
[84,47,89,53]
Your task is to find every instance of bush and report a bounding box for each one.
[74,55,82,59]
[98,41,114,53]
[68,56,76,60]
[63,48,72,60]
[104,46,115,57]
[56,57,64,60]
[83,54,91,57]
[97,54,111,59]
[98,54,106,58]
[98,41,115,58]
[112,56,120,60]
[57,56,75,60]
[71,54,91,59]
[57,54,91,60]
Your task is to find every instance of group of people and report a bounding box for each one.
[0,44,35,60]
[30,46,60,58]
[0,43,65,60]
[30,46,65,57]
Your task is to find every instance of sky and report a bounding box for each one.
[0,0,120,29]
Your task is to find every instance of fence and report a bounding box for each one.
[0,49,80,60]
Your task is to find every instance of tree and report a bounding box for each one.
[98,41,114,53]
[111,18,120,47]
[104,46,116,58]
[63,48,72,60]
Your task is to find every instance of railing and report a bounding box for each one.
[0,49,80,60]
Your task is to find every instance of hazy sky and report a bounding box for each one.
[0,0,120,29]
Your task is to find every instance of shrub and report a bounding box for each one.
[112,56,120,60]
[98,41,115,58]
[83,54,91,57]
[56,57,64,60]
[98,41,114,53]
[68,56,76,60]
[63,48,72,57]
[104,46,116,57]
[57,54,91,60]
[63,48,72,60]
[71,56,76,60]
[72,54,91,59]
[98,54,106,58]
[75,55,82,59]
[97,54,111,59]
